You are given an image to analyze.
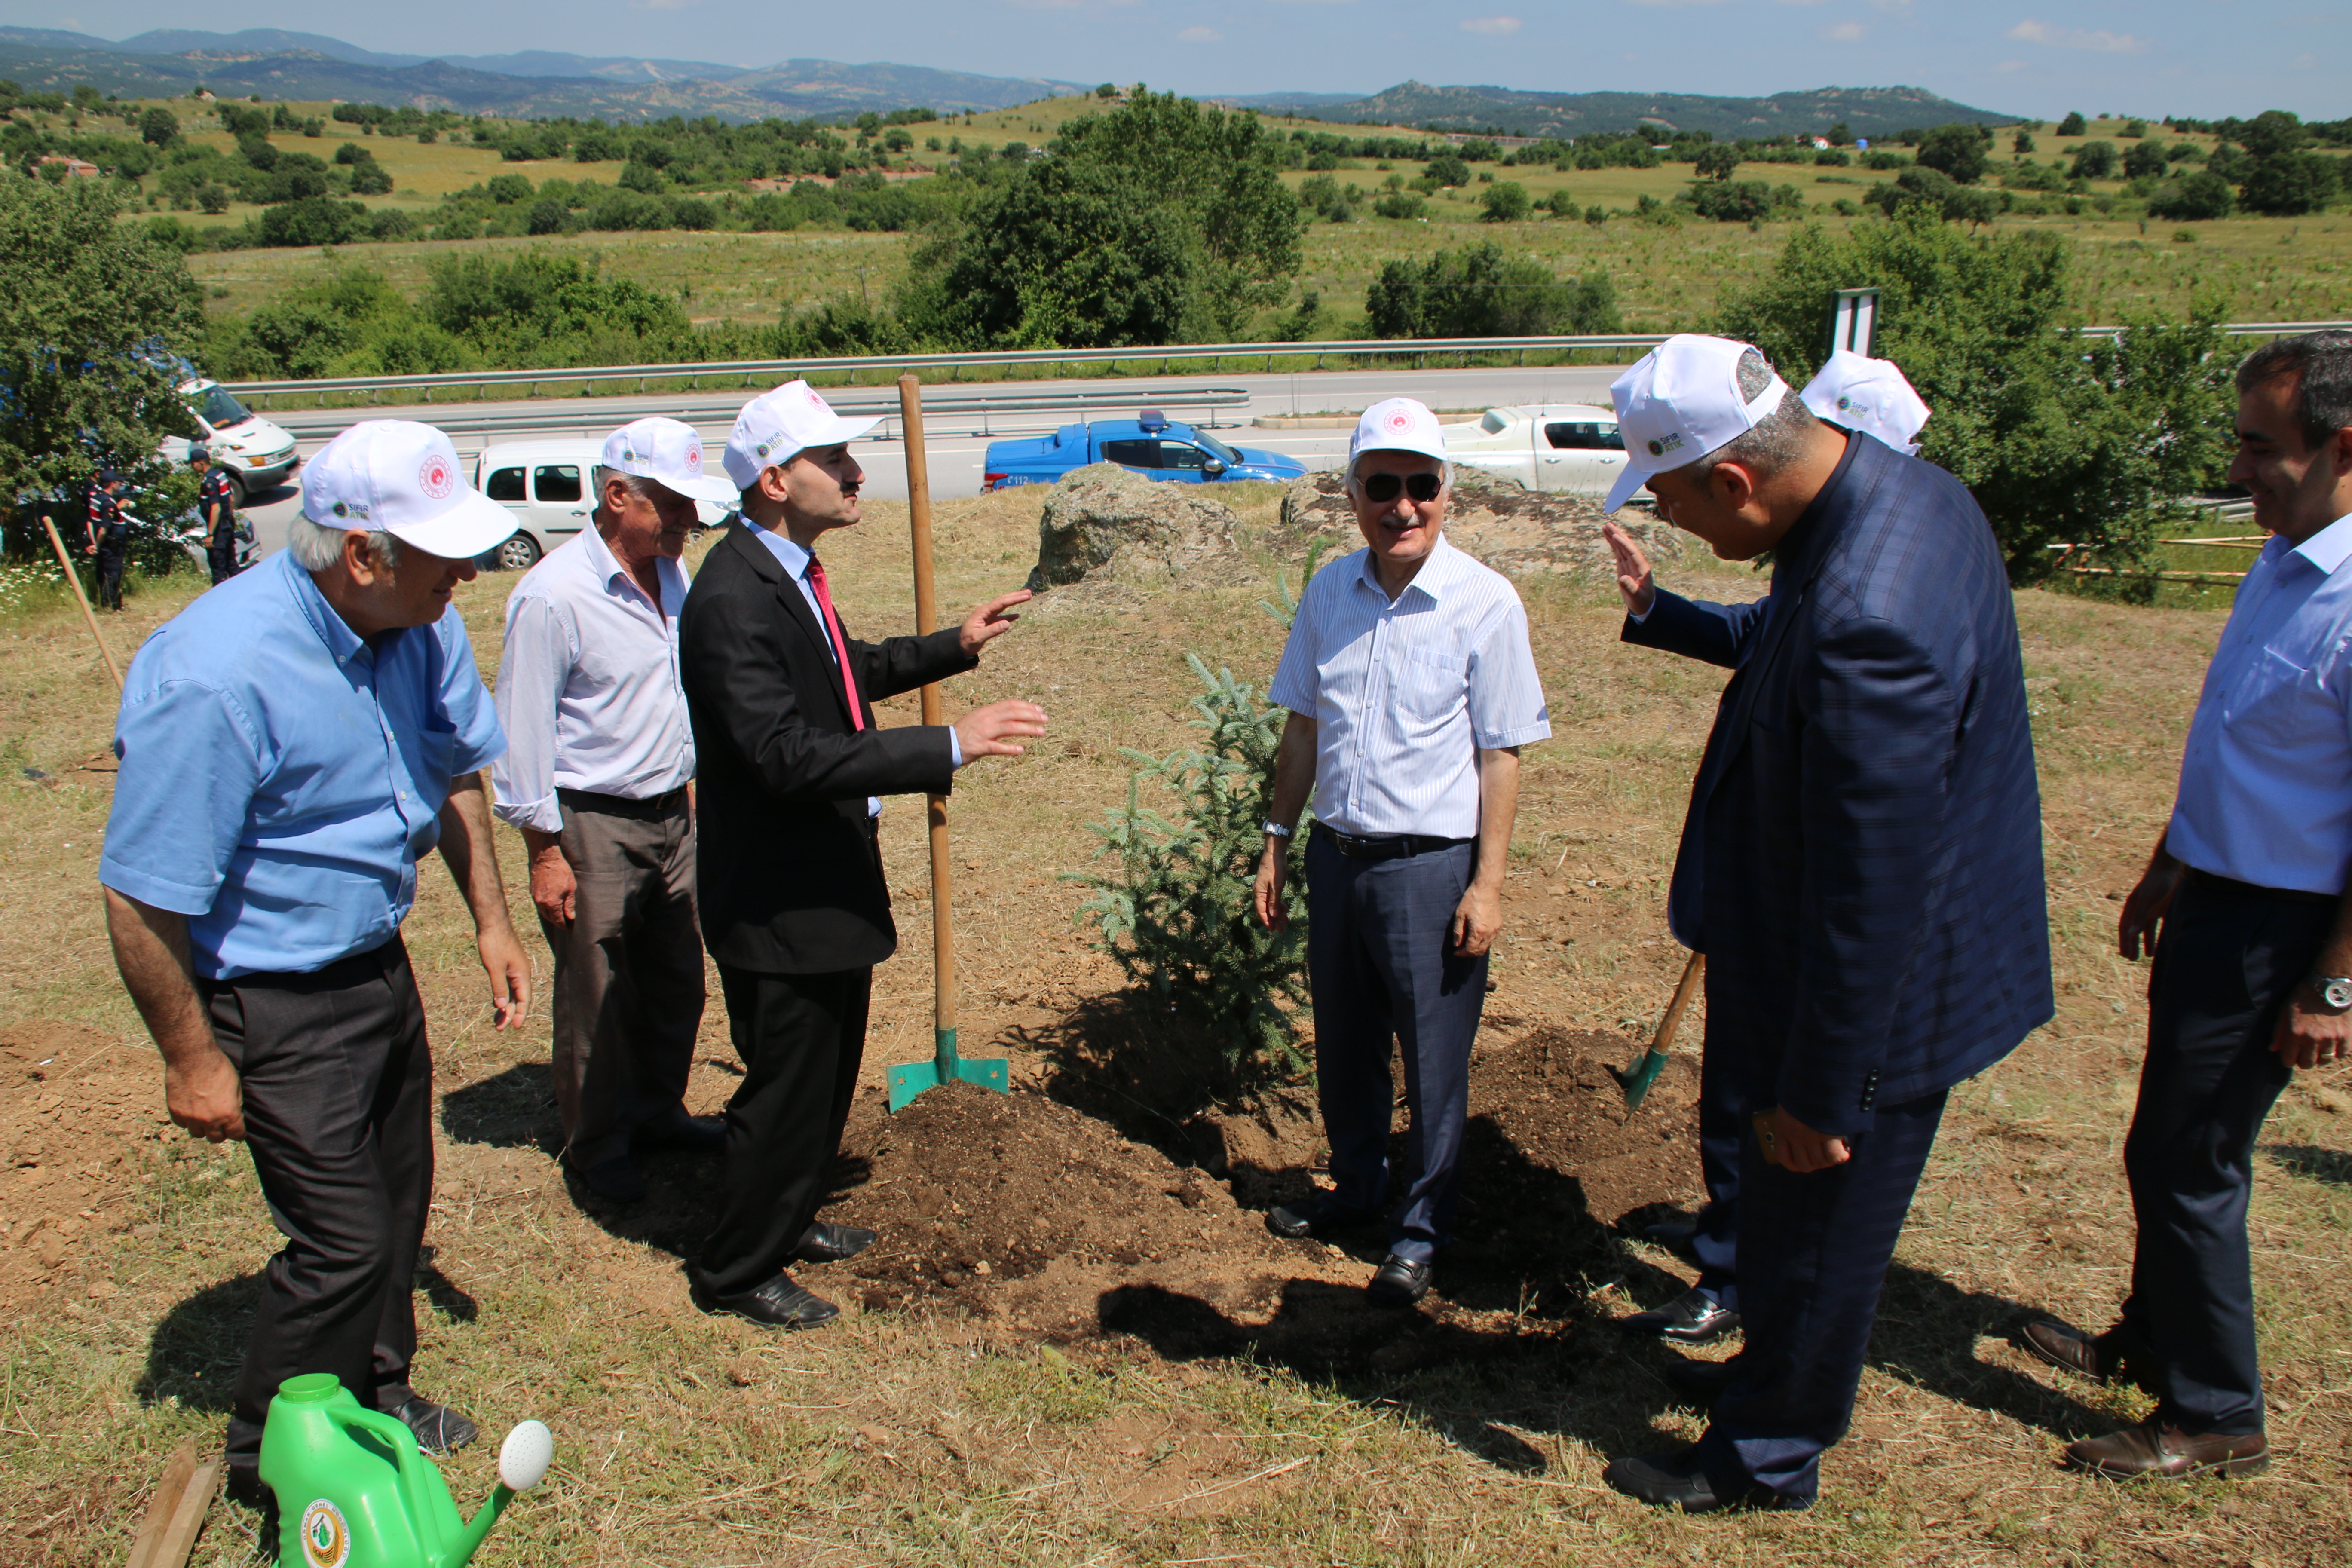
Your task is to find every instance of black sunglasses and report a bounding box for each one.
[1360,471,1443,502]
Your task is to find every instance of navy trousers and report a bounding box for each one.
[1686,1004,1743,1311]
[1694,1089,1948,1507]
[1305,829,1487,1264]
[2118,876,2321,1435]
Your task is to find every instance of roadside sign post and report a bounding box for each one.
[1830,288,1882,359]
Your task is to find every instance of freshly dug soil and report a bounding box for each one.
[811,1022,1703,1371]
[0,1024,168,1312]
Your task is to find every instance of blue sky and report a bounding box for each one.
[34,0,2349,119]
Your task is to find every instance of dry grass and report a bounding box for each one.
[0,493,2346,1567]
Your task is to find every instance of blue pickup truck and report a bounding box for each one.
[982,409,1308,492]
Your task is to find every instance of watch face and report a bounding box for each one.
[2325,979,2352,1011]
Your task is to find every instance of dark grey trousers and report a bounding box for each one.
[2120,874,2326,1434]
[1305,827,1488,1263]
[203,938,431,1470]
[542,790,705,1170]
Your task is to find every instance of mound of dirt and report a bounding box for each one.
[1277,468,1684,579]
[1023,464,1250,597]
[813,1023,1702,1369]
[0,1023,168,1311]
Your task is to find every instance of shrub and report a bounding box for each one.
[2122,140,2169,181]
[1915,123,1992,184]
[1479,181,1531,221]
[2239,150,2340,215]
[1372,191,1426,220]
[1715,211,2236,584]
[1426,153,1470,187]
[2070,140,2118,179]
[139,107,178,147]
[1069,654,1311,1093]
[347,161,394,196]
[1366,240,1620,337]
[526,198,567,235]
[2057,111,2087,137]
[1695,144,1741,181]
[1814,148,1851,167]
[2148,169,2235,220]
[484,173,534,205]
[1688,179,1779,222]
[1861,150,1909,170]
[257,196,367,248]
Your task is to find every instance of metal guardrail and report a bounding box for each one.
[220,322,2352,408]
[262,384,1252,442]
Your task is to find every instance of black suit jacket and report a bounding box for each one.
[1624,433,2052,1136]
[679,521,977,974]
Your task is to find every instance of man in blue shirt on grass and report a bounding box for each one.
[99,420,531,1513]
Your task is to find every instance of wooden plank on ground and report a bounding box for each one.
[148,1457,220,1568]
[123,1439,196,1568]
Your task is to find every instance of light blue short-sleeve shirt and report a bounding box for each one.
[100,549,505,979]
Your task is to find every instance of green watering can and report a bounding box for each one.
[257,1374,553,1568]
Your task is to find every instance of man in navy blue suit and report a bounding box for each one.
[1595,335,2052,1511]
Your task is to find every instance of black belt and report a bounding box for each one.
[2185,867,2337,907]
[1314,823,1473,861]
[558,785,689,820]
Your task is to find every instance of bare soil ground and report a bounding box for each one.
[0,484,2346,1567]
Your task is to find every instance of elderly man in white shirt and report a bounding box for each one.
[493,417,736,1204]
[1252,398,1551,1306]
[2021,331,2352,1482]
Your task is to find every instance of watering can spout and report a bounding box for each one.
[435,1421,553,1568]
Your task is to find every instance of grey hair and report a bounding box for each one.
[2236,330,2352,451]
[1683,348,1819,486]
[594,466,663,505]
[285,514,400,573]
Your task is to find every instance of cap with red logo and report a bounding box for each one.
[599,416,738,506]
[1349,397,1449,468]
[300,419,519,561]
[721,379,880,490]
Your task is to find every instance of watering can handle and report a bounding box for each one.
[330,1406,444,1528]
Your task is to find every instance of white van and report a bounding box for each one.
[474,439,735,571]
[157,379,301,502]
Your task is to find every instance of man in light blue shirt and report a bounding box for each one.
[100,421,530,1512]
[1254,397,1551,1307]
[2023,331,2352,1483]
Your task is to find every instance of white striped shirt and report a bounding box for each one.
[1269,535,1551,838]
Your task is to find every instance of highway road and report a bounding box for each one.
[236,364,1629,560]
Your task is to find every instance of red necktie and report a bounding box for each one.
[805,554,864,732]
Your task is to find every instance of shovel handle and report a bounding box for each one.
[898,375,955,1050]
[1651,949,1705,1057]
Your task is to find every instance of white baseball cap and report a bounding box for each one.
[1604,334,1791,513]
[1801,349,1931,457]
[721,380,880,490]
[1349,397,1449,468]
[301,420,518,560]
[600,417,738,506]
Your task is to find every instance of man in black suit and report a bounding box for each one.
[680,380,1046,1328]
[1595,335,2051,1510]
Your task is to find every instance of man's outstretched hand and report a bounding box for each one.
[953,699,1048,762]
[959,591,1032,657]
[1601,518,1656,618]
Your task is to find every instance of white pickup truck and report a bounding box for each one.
[474,439,734,570]
[1441,404,1632,498]
[156,379,301,502]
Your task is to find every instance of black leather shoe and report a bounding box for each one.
[1618,1286,1740,1344]
[1661,1355,1746,1403]
[1265,1199,1379,1240]
[390,1398,478,1454]
[2021,1318,2139,1386]
[573,1154,647,1204]
[794,1221,876,1263]
[1604,1448,1740,1513]
[1366,1253,1433,1306]
[637,1115,726,1155]
[693,1272,840,1329]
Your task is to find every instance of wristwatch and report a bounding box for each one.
[1262,821,1293,839]
[2310,974,2352,1013]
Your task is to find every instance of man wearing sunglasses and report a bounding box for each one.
[1253,398,1552,1306]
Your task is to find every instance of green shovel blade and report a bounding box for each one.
[1608,1047,1670,1111]
[888,1028,1009,1112]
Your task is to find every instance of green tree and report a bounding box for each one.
[1426,153,1470,187]
[2239,150,2339,215]
[257,196,366,248]
[2147,170,2235,221]
[1365,240,1618,338]
[1714,212,2235,583]
[2012,129,2037,155]
[2070,139,2118,179]
[2121,118,2149,139]
[2057,110,2087,137]
[2122,139,2169,181]
[1479,180,1531,221]
[1694,143,1741,181]
[139,107,179,147]
[1914,123,1992,184]
[0,174,204,507]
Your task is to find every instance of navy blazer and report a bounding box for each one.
[1625,433,2052,1137]
[680,520,977,975]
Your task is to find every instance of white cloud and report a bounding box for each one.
[1177,24,1223,40]
[1822,19,1865,40]
[1461,15,1522,33]
[2006,19,2152,54]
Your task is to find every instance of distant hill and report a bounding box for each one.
[0,28,1087,120]
[1226,82,2023,140]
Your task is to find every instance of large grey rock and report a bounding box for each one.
[1026,464,1247,594]
[1276,466,1683,580]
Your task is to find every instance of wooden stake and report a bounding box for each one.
[897,373,955,1051]
[125,1440,197,1568]
[42,514,124,691]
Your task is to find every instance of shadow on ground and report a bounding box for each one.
[2266,1141,2352,1188]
